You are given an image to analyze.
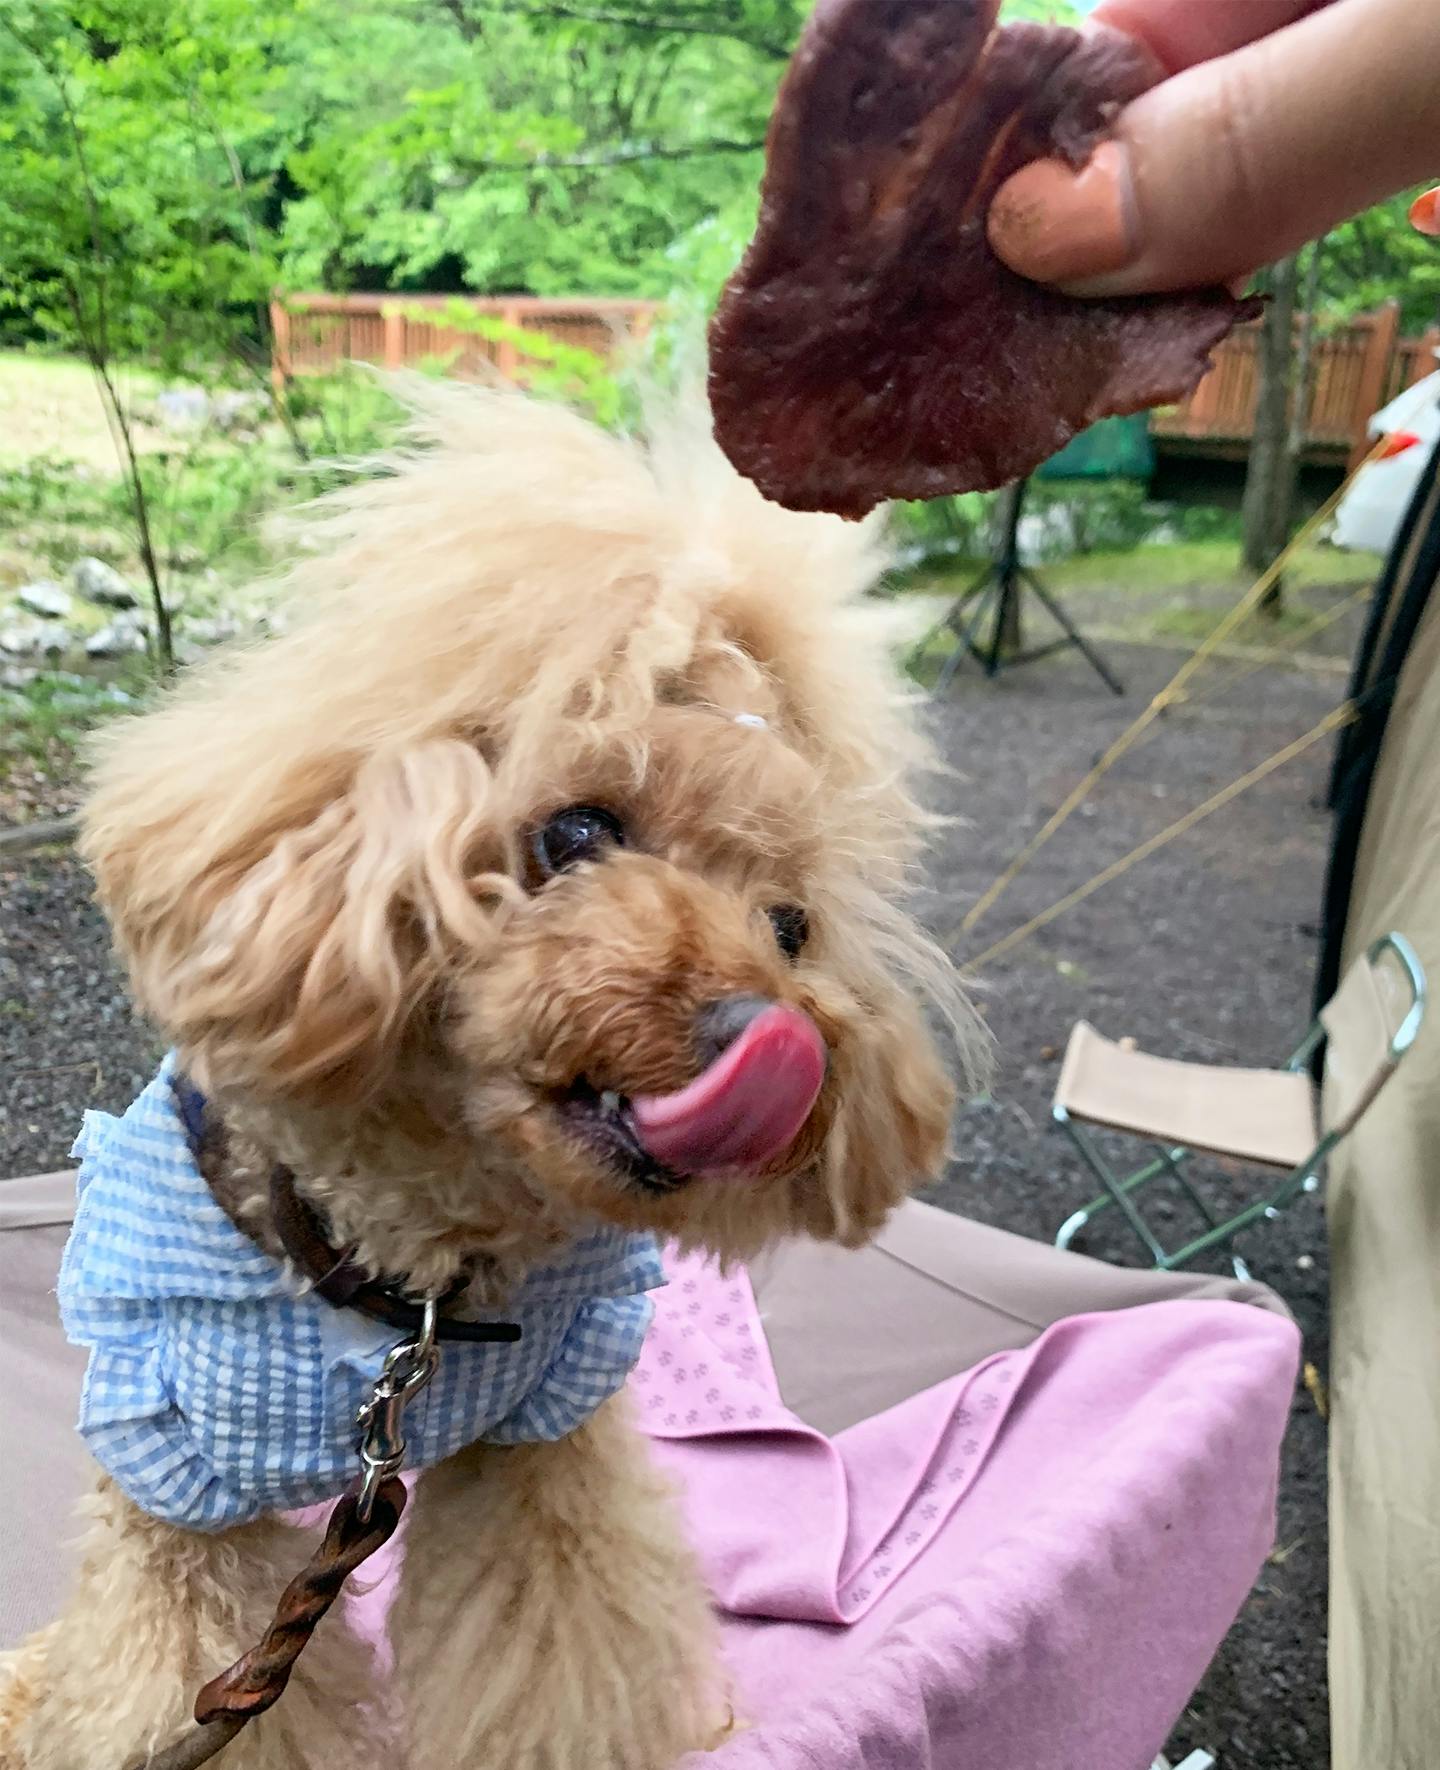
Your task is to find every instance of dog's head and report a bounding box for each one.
[82,387,985,1270]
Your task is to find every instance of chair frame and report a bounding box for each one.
[1054,934,1427,1278]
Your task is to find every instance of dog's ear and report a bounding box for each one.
[811,988,956,1246]
[85,740,511,1104]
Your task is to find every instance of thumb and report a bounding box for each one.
[988,0,1440,296]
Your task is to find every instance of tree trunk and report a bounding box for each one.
[1276,238,1326,581]
[1288,239,1325,469]
[1241,253,1301,612]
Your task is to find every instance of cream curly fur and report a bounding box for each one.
[0,386,985,1770]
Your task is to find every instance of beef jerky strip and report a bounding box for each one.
[709,0,1261,519]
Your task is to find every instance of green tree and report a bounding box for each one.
[1325,190,1440,332]
[0,0,293,668]
[268,0,1079,299]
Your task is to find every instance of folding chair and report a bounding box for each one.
[1052,933,1427,1278]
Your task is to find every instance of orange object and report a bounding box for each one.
[1410,187,1440,237]
[1377,430,1423,461]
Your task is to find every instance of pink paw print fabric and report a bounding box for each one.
[633,1250,1023,1625]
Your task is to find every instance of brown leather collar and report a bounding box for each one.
[174,1070,520,1345]
[267,1162,522,1346]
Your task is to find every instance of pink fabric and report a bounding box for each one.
[337,1251,1299,1770]
[644,1253,1298,1770]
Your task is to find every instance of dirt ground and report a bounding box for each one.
[1,584,1361,1768]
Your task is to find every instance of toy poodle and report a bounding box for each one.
[0,385,981,1770]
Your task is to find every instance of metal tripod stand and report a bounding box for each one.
[921,479,1125,697]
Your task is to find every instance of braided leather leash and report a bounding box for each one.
[130,1480,406,1770]
[127,1301,443,1770]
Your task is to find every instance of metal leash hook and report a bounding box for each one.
[130,1298,443,1770]
[355,1294,440,1524]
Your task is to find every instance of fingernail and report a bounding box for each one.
[987,141,1137,286]
[1411,188,1440,238]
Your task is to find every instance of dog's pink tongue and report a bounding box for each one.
[630,1005,826,1176]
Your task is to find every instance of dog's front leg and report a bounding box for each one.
[0,1472,389,1770]
[391,1394,729,1770]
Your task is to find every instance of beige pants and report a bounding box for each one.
[0,1172,1283,1651]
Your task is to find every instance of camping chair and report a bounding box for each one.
[1052,932,1426,1278]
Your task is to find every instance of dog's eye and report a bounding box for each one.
[767,904,809,961]
[531,805,625,878]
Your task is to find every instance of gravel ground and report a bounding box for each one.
[1,623,1351,1768]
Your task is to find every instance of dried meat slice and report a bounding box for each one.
[709,0,1260,518]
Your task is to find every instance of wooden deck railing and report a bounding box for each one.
[270,292,658,384]
[275,293,1438,473]
[1151,303,1439,470]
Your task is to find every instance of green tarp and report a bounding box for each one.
[1035,414,1154,481]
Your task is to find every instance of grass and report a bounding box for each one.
[1038,538,1383,597]
[902,538,1383,600]
[0,351,163,471]
[0,667,151,777]
[902,535,1386,684]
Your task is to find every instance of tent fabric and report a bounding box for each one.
[1320,435,1440,1007]
[1319,436,1440,1770]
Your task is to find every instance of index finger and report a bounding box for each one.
[1088,0,1335,74]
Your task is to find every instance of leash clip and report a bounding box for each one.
[355,1294,440,1523]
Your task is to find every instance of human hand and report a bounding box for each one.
[987,0,1440,296]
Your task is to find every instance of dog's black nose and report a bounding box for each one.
[695,995,774,1071]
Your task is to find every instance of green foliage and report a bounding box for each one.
[1034,480,1152,555]
[891,479,1152,580]
[0,668,148,770]
[282,368,409,463]
[1323,190,1440,332]
[1172,503,1243,545]
[8,419,290,584]
[393,299,625,425]
[0,0,284,376]
[271,0,793,299]
[890,494,992,572]
[0,0,1424,356]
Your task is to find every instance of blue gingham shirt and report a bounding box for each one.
[59,1056,663,1531]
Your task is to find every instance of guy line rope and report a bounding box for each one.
[953,441,1384,946]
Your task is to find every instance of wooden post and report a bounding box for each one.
[383,303,403,370]
[1410,327,1440,387]
[496,301,521,381]
[1349,301,1401,470]
[270,297,291,392]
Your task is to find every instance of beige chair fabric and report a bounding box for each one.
[1054,1021,1319,1172]
[0,1178,92,1654]
[0,1172,1287,1653]
[1327,576,1440,1770]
